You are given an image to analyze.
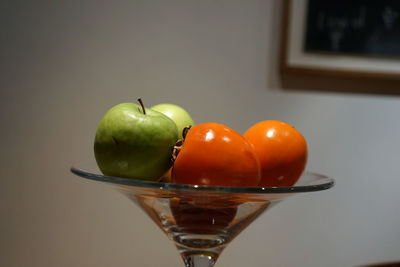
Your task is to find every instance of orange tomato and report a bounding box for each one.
[172,122,261,187]
[244,120,307,187]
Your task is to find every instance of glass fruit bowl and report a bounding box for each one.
[71,162,334,267]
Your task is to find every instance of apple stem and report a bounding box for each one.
[137,98,146,115]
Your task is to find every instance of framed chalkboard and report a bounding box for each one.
[280,0,400,79]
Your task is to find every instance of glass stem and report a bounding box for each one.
[181,253,218,267]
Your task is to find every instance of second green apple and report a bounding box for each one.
[151,103,194,139]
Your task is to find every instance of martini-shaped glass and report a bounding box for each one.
[71,163,334,267]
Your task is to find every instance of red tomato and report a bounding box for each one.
[172,122,261,187]
[244,120,308,187]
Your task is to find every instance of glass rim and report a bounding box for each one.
[70,162,334,194]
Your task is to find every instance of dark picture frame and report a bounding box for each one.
[280,0,400,80]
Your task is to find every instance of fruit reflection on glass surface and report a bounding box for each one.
[94,99,178,180]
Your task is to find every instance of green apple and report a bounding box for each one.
[94,101,179,180]
[151,103,194,139]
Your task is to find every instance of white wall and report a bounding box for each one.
[1,1,400,266]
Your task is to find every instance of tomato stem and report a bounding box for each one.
[137,98,146,115]
[182,125,192,139]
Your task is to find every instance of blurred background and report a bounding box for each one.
[1,0,400,266]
